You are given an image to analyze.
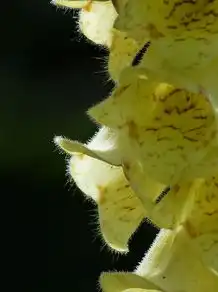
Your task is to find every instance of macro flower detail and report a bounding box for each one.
[55,77,218,272]
[101,227,218,292]
[115,0,218,106]
[55,127,146,252]
[100,271,162,292]
[53,1,218,291]
[136,226,218,292]
[107,29,142,81]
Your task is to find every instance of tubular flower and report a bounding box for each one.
[55,77,218,272]
[101,227,218,292]
[53,1,218,291]
[52,1,218,109]
[87,75,218,272]
[114,0,218,110]
[55,127,146,252]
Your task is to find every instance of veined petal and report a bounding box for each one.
[115,0,218,39]
[183,176,218,274]
[114,0,218,110]
[95,168,145,252]
[150,182,196,229]
[100,272,160,292]
[136,227,218,292]
[89,70,217,186]
[68,153,145,253]
[55,127,145,252]
[108,29,142,81]
[88,68,156,129]
[88,71,218,230]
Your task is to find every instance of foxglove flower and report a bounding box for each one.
[55,127,145,252]
[114,0,218,110]
[55,74,218,272]
[101,227,218,292]
[53,1,218,291]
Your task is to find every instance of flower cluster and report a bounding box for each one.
[53,1,218,291]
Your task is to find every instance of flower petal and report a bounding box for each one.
[108,29,142,81]
[88,68,156,129]
[100,272,160,292]
[55,127,121,166]
[114,0,218,109]
[123,290,162,292]
[186,145,218,180]
[194,233,218,276]
[137,227,218,292]
[88,75,217,230]
[124,171,197,233]
[97,175,146,252]
[183,176,218,274]
[68,153,145,252]
[79,1,117,46]
[89,74,216,185]
[55,128,145,252]
[88,71,217,231]
[115,0,218,40]
[51,0,91,9]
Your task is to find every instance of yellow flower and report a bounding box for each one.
[114,0,218,110]
[55,127,145,252]
[53,1,218,291]
[55,72,218,272]
[101,226,218,292]
[51,0,117,46]
[89,66,217,187]
[52,1,218,111]
[89,67,218,272]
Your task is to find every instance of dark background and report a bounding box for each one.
[3,1,158,291]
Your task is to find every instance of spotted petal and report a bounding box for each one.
[55,127,145,252]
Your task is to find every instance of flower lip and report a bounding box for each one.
[54,127,122,166]
[55,127,148,252]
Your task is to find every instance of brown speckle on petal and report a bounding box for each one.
[146,23,164,39]
[184,220,199,238]
[127,120,139,141]
[97,185,107,205]
[83,0,92,12]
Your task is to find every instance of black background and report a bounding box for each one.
[3,1,158,291]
